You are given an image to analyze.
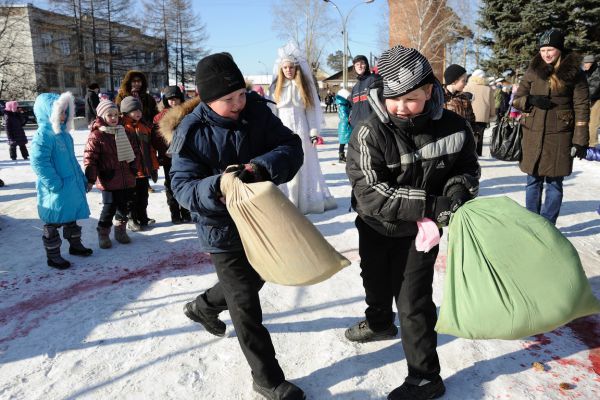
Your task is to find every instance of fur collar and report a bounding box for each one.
[50,92,75,134]
[158,96,201,144]
[530,51,582,83]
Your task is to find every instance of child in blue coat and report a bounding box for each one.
[335,88,351,162]
[30,92,92,269]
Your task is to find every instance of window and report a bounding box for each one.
[98,61,109,73]
[59,40,70,56]
[43,65,59,87]
[64,70,77,87]
[96,41,109,54]
[41,33,52,52]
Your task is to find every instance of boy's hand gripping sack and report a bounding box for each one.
[220,172,350,286]
[435,196,600,340]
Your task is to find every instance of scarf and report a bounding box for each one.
[100,125,136,162]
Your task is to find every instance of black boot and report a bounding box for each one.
[183,301,226,337]
[387,376,445,400]
[345,320,398,342]
[252,380,306,400]
[64,222,93,256]
[338,152,346,163]
[43,225,71,270]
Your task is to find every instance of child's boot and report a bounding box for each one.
[114,220,131,244]
[338,152,346,163]
[97,226,112,249]
[64,222,93,256]
[180,208,192,223]
[43,225,71,269]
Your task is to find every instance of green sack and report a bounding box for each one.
[436,196,600,340]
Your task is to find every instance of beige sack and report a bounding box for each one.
[220,172,350,286]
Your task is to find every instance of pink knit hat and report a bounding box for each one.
[4,101,18,112]
[96,99,117,119]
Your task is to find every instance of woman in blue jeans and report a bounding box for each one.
[512,29,590,223]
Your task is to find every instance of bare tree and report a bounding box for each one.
[389,0,460,66]
[0,2,41,99]
[271,0,335,73]
[141,0,170,86]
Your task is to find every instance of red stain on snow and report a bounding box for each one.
[566,316,600,376]
[0,252,212,345]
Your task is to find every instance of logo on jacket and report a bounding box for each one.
[436,160,446,169]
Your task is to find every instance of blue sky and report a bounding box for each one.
[194,0,387,76]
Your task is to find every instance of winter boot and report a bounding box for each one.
[183,301,226,337]
[0,179,4,187]
[114,220,131,244]
[338,152,347,163]
[43,225,71,269]
[252,380,306,400]
[127,219,142,232]
[180,208,192,223]
[387,376,445,400]
[345,320,398,343]
[97,226,112,249]
[64,222,93,256]
[170,210,182,224]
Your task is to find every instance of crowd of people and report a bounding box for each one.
[1,26,598,400]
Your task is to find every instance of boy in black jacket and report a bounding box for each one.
[345,46,480,400]
[168,53,305,400]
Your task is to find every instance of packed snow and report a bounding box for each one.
[0,113,599,399]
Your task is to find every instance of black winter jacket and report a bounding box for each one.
[85,89,100,123]
[346,81,480,237]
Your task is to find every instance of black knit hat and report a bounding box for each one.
[377,46,434,98]
[444,64,467,85]
[195,53,246,103]
[352,55,369,67]
[539,29,564,51]
[162,85,184,108]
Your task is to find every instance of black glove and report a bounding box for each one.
[98,169,115,181]
[527,95,555,110]
[426,196,453,227]
[225,163,269,183]
[445,184,471,212]
[570,144,588,160]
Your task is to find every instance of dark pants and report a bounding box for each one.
[525,175,564,224]
[356,216,441,380]
[163,164,189,219]
[9,144,28,160]
[98,189,133,228]
[130,177,150,224]
[474,122,486,157]
[195,251,285,388]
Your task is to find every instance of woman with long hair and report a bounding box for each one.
[512,28,590,224]
[269,43,336,214]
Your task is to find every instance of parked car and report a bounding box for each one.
[17,100,36,125]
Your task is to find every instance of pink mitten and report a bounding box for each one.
[415,218,441,252]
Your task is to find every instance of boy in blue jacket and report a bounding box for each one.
[166,53,305,400]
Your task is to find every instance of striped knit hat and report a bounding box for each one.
[96,99,117,119]
[377,46,434,98]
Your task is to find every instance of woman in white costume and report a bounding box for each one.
[269,43,336,214]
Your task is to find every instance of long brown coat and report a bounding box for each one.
[513,52,589,177]
[115,70,159,124]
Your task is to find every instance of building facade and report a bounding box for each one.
[0,4,167,100]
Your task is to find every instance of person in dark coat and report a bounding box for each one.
[345,46,480,400]
[512,28,590,224]
[583,54,600,147]
[115,70,159,125]
[153,85,191,224]
[165,53,305,400]
[85,83,100,124]
[4,101,29,160]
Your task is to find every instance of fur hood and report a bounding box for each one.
[468,75,487,86]
[33,92,75,134]
[118,70,148,97]
[530,51,582,83]
[158,96,201,145]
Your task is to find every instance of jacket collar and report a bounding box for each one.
[530,51,582,83]
[197,102,247,130]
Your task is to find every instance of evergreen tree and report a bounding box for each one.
[478,0,600,76]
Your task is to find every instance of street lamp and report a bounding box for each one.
[323,0,374,89]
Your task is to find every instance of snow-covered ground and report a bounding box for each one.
[0,113,599,400]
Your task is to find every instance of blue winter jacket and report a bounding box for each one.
[30,93,90,224]
[336,94,352,145]
[169,93,303,253]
